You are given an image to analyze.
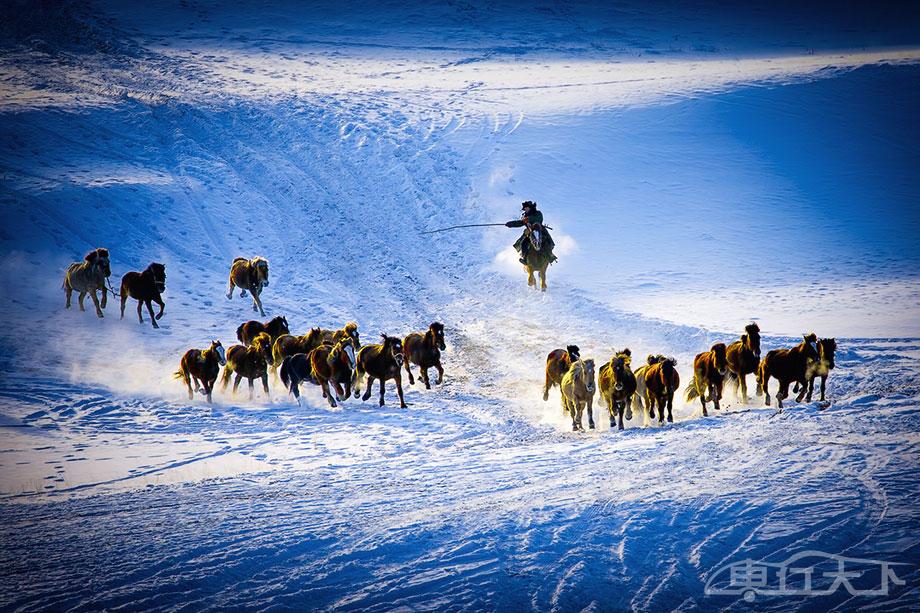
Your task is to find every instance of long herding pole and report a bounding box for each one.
[420,222,507,235]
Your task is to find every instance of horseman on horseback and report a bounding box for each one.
[505,200,557,265]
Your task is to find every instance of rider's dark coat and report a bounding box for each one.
[508,209,555,254]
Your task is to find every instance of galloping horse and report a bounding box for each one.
[354,334,407,408]
[560,358,597,431]
[725,323,762,402]
[119,262,166,328]
[226,256,270,316]
[63,248,111,318]
[174,340,226,403]
[319,322,361,349]
[310,337,358,407]
[757,333,819,409]
[271,328,325,377]
[523,224,554,291]
[631,354,665,421]
[237,315,289,346]
[543,345,581,401]
[403,322,446,389]
[645,357,679,424]
[221,332,272,399]
[686,342,728,416]
[799,337,837,403]
[279,353,313,406]
[598,349,636,430]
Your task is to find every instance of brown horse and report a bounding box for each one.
[725,322,762,402]
[221,332,272,399]
[757,334,820,409]
[174,340,226,403]
[279,353,313,406]
[523,225,553,291]
[226,256,270,316]
[119,262,166,329]
[310,337,358,407]
[319,322,361,349]
[560,358,597,431]
[598,349,636,430]
[631,354,665,422]
[63,248,111,318]
[354,334,407,408]
[403,322,446,389]
[799,338,837,403]
[271,328,325,374]
[237,315,290,346]
[645,357,679,424]
[543,345,581,401]
[685,342,728,416]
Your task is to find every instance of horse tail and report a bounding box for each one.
[173,364,188,383]
[725,369,739,390]
[684,379,699,402]
[280,356,293,390]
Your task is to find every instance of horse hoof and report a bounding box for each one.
[588,423,595,430]
[379,400,385,407]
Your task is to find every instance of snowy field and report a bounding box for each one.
[1,1,919,610]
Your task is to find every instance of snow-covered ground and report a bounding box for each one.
[1,1,919,610]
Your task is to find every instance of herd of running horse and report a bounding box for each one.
[62,249,837,428]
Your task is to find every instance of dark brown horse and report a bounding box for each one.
[63,248,111,318]
[174,340,226,403]
[686,342,728,416]
[725,322,762,402]
[119,262,166,329]
[271,328,325,375]
[797,337,837,403]
[226,256,270,316]
[543,345,580,401]
[279,353,313,406]
[645,357,679,424]
[237,315,290,346]
[310,337,358,408]
[221,332,272,399]
[757,333,820,409]
[403,322,446,389]
[354,334,407,408]
[523,224,553,291]
[598,349,636,430]
[631,354,665,422]
[319,322,361,349]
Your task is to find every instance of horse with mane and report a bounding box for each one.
[310,337,358,407]
[403,322,446,389]
[221,332,272,399]
[354,334,407,408]
[319,322,361,350]
[798,337,837,403]
[631,354,665,422]
[599,349,636,430]
[63,248,111,318]
[174,340,226,403]
[560,358,597,431]
[685,342,728,416]
[279,353,312,406]
[725,322,762,401]
[543,345,581,401]
[523,224,554,291]
[757,333,820,409]
[226,256,270,316]
[645,357,679,424]
[271,328,325,377]
[120,262,166,328]
[237,315,290,346]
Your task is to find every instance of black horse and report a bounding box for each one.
[120,263,166,328]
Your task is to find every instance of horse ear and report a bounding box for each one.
[741,333,747,343]
[623,348,631,356]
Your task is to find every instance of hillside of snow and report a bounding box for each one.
[1,1,919,610]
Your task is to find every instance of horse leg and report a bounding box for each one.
[233,373,243,396]
[539,266,547,292]
[805,377,814,402]
[435,362,444,385]
[137,300,144,323]
[657,395,665,424]
[120,291,127,319]
[395,374,407,409]
[89,289,104,318]
[795,378,807,403]
[422,367,431,390]
[221,365,233,391]
[543,369,552,402]
[777,380,789,409]
[586,394,595,430]
[145,300,159,328]
[184,374,193,400]
[698,377,708,417]
[205,380,214,404]
[761,369,771,406]
[378,378,386,406]
[712,383,721,411]
[321,381,337,408]
[820,376,827,402]
[739,373,749,402]
[362,376,375,401]
[527,266,535,287]
[253,289,265,316]
[65,285,73,309]
[226,279,235,300]
[404,357,415,385]
[666,392,674,423]
[261,373,269,398]
[78,291,87,311]
[606,394,615,428]
[154,295,165,320]
[331,380,345,402]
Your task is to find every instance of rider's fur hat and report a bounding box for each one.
[522,200,537,210]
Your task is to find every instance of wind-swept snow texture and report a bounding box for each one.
[1,1,919,610]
